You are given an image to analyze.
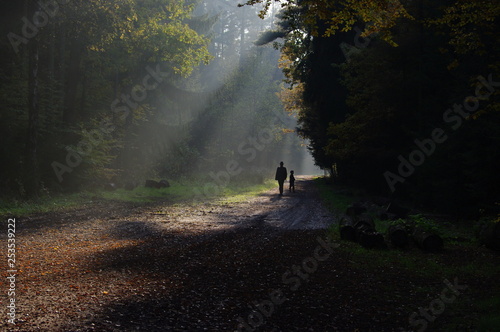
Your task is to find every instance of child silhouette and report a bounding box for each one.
[289,170,295,193]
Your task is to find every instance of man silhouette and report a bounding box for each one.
[275,161,287,195]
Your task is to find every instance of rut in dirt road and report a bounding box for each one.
[262,177,335,230]
[206,175,338,231]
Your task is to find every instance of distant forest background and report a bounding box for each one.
[1,0,499,217]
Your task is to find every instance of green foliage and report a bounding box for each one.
[243,0,411,44]
[0,192,92,218]
[389,215,474,243]
[69,122,121,188]
[313,177,356,214]
[0,177,276,218]
[395,214,442,234]
[157,142,199,177]
[4,0,498,215]
[477,296,500,332]
[245,0,500,212]
[388,218,413,232]
[215,179,276,204]
[426,1,500,57]
[0,0,215,197]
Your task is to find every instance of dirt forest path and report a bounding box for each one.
[1,177,440,331]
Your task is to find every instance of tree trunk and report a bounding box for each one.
[358,230,386,249]
[478,221,500,251]
[346,203,367,217]
[413,227,443,252]
[62,40,83,124]
[353,213,375,230]
[339,215,385,248]
[355,214,385,248]
[387,225,409,248]
[25,0,41,197]
[239,5,246,66]
[59,24,66,116]
[339,217,357,241]
[79,66,87,117]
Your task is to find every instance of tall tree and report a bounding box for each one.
[245,0,500,213]
[25,0,41,196]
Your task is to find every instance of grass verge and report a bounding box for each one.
[314,177,500,331]
[0,178,277,218]
[312,177,356,214]
[477,295,500,331]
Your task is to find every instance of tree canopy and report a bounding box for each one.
[1,0,309,198]
[1,0,498,215]
[244,0,500,214]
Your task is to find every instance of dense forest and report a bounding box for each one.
[249,0,500,216]
[1,0,499,216]
[1,0,311,200]
[1,2,499,331]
